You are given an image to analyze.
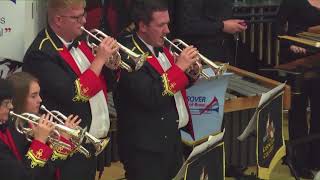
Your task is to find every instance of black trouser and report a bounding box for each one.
[60,144,97,180]
[289,77,320,169]
[123,146,183,180]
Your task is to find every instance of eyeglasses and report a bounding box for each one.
[0,99,13,108]
[60,12,87,23]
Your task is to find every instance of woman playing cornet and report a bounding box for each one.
[4,72,81,180]
[8,72,81,143]
[0,78,55,180]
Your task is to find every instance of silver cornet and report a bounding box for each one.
[164,37,228,79]
[81,27,147,72]
[9,111,85,151]
[41,105,109,157]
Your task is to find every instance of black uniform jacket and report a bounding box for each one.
[276,0,320,62]
[115,33,194,154]
[175,0,234,61]
[23,26,115,130]
[0,120,56,180]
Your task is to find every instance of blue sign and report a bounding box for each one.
[181,72,232,143]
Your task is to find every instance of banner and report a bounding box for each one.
[0,0,47,62]
[181,73,231,144]
[256,93,286,179]
[185,143,225,180]
[174,132,225,180]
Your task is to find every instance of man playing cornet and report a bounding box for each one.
[22,0,118,180]
[115,0,200,180]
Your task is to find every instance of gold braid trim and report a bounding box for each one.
[131,36,149,57]
[45,29,63,51]
[51,146,69,161]
[26,149,47,168]
[161,73,176,96]
[73,79,90,102]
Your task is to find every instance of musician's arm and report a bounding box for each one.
[48,136,77,162]
[308,25,320,33]
[0,139,53,180]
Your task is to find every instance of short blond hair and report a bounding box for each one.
[47,0,86,23]
[48,0,86,9]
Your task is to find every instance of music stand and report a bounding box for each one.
[238,83,287,180]
[174,132,225,180]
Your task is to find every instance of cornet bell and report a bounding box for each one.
[81,27,147,72]
[164,37,228,80]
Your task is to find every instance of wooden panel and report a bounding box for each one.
[224,96,260,113]
[276,53,320,71]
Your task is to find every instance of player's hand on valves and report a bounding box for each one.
[176,46,199,71]
[32,114,55,144]
[61,114,81,140]
[95,37,119,64]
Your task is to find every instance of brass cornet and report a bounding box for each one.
[81,27,147,72]
[9,111,85,151]
[41,105,109,157]
[164,37,228,79]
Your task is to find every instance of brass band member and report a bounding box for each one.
[7,72,80,160]
[175,0,247,65]
[0,78,55,180]
[276,0,320,178]
[114,0,200,180]
[22,0,119,179]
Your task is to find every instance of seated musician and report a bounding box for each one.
[3,72,80,180]
[277,0,320,62]
[114,0,200,180]
[276,0,320,178]
[0,78,55,180]
[7,71,81,156]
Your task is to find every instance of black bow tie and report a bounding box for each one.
[153,47,163,57]
[68,38,81,50]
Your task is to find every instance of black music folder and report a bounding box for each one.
[174,131,225,180]
[238,83,286,179]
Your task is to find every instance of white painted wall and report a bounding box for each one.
[0,0,47,62]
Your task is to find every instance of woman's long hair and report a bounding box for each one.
[7,72,39,114]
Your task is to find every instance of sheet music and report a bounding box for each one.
[258,83,285,108]
[237,111,258,141]
[238,83,286,141]
[174,130,225,180]
[187,129,225,161]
